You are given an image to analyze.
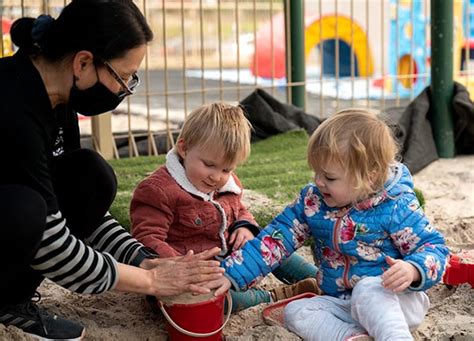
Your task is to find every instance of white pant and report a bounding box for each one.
[284,276,430,341]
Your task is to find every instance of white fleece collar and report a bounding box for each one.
[165,148,241,200]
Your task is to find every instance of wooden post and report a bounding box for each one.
[91,113,114,160]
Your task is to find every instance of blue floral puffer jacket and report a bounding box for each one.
[222,163,449,297]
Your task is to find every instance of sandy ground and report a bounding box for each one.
[1,156,473,341]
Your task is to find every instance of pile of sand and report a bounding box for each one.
[1,156,472,340]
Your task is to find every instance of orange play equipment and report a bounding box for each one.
[454,0,474,99]
[250,12,374,79]
[0,17,13,58]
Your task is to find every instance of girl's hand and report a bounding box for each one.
[200,276,232,296]
[229,228,254,250]
[381,256,421,292]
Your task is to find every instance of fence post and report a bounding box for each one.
[285,0,305,109]
[430,0,455,157]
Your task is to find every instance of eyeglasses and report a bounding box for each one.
[103,60,140,99]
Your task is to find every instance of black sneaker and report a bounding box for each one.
[0,292,85,340]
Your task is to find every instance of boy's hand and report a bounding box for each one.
[382,256,421,292]
[201,276,232,296]
[229,228,254,250]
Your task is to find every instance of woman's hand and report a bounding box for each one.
[140,247,222,270]
[115,247,225,297]
[229,228,254,250]
[381,256,421,292]
[147,256,225,297]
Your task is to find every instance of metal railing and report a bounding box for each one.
[1,0,472,159]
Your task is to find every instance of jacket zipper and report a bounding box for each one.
[333,217,351,289]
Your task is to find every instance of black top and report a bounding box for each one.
[0,51,156,295]
[0,51,80,214]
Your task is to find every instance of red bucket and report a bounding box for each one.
[159,291,232,341]
[443,250,474,287]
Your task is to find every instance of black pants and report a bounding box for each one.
[0,149,117,305]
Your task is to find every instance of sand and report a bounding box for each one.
[1,156,473,340]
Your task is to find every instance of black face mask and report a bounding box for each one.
[69,78,124,117]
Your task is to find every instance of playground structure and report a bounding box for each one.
[250,5,378,80]
[454,0,474,97]
[388,0,428,97]
[0,17,13,58]
[251,0,473,100]
[461,0,474,70]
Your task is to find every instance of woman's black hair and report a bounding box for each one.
[11,0,153,62]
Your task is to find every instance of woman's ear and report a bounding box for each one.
[175,138,187,158]
[72,50,94,79]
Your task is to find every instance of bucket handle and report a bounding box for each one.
[159,291,232,338]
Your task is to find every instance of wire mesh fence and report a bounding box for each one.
[1,0,472,158]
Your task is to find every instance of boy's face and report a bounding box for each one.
[176,139,237,193]
[313,161,358,208]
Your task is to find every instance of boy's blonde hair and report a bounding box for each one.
[177,102,252,164]
[308,109,398,200]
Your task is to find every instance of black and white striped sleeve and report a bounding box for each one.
[31,211,118,294]
[85,212,157,266]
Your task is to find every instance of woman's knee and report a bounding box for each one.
[53,149,117,200]
[0,185,47,256]
[52,149,116,215]
[51,149,117,238]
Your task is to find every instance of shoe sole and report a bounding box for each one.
[25,328,85,341]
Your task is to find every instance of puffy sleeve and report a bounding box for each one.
[387,191,449,291]
[221,185,315,291]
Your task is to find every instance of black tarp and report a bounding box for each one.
[239,89,321,142]
[239,84,473,174]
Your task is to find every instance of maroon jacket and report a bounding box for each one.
[130,151,258,258]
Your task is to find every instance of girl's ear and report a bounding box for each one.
[368,169,379,189]
[175,138,187,158]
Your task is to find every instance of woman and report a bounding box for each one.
[0,1,223,339]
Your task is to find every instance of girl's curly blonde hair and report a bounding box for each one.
[308,109,399,201]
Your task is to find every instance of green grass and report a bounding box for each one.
[108,129,425,230]
[109,130,313,230]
